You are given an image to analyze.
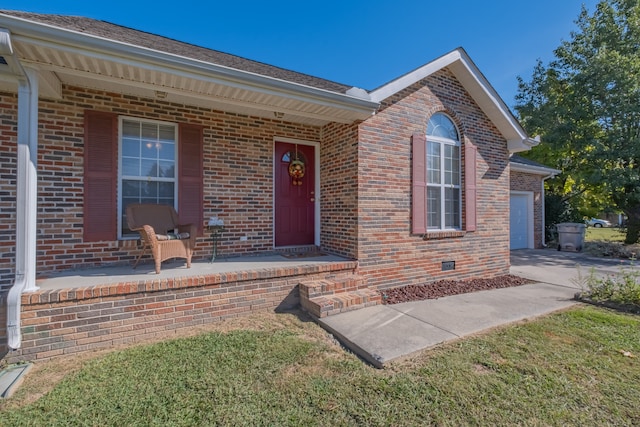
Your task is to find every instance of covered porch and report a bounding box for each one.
[34,252,353,292]
[0,11,378,358]
[6,253,367,364]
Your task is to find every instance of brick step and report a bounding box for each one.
[299,276,366,300]
[301,288,382,318]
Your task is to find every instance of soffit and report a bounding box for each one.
[0,30,377,126]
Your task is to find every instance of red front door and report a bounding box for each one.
[275,141,315,247]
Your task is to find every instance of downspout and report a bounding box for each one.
[1,29,39,350]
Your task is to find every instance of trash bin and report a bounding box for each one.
[556,222,586,252]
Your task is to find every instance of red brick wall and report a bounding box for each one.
[356,69,511,289]
[319,122,359,258]
[0,92,18,293]
[0,86,324,287]
[510,170,544,248]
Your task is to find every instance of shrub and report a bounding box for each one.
[585,263,640,306]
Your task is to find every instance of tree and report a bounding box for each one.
[516,0,640,243]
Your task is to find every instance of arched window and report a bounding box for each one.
[426,113,461,230]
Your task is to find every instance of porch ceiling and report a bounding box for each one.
[0,31,378,126]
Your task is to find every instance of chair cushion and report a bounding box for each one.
[156,232,190,241]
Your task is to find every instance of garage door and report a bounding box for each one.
[510,194,530,249]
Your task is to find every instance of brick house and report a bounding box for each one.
[0,11,541,362]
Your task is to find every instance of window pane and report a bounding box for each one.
[158,182,174,198]
[122,180,141,198]
[141,159,159,177]
[427,113,459,140]
[122,120,140,138]
[141,122,158,139]
[451,146,460,185]
[159,161,175,178]
[427,142,441,184]
[141,181,158,198]
[122,157,140,176]
[427,186,441,229]
[444,145,460,185]
[122,139,140,157]
[445,188,460,228]
[159,125,174,142]
[141,141,158,159]
[158,142,175,160]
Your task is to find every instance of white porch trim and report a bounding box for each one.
[1,28,39,349]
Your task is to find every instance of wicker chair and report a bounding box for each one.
[126,203,197,274]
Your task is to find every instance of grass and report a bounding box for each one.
[585,226,626,243]
[582,226,640,259]
[1,308,640,426]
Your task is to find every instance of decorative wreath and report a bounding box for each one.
[288,159,305,186]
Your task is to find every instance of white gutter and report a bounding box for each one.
[0,13,379,115]
[1,28,39,349]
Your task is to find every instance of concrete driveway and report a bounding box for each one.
[509,248,631,289]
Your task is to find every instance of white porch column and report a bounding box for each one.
[7,67,38,349]
[15,66,39,291]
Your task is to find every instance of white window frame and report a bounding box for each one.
[117,116,179,239]
[426,114,462,231]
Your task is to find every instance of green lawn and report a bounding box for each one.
[585,226,626,242]
[2,307,639,426]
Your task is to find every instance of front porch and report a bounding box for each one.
[6,253,381,364]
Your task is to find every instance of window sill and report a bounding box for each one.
[422,230,466,240]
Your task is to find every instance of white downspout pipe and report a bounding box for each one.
[3,31,39,349]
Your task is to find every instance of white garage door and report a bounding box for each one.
[510,193,530,249]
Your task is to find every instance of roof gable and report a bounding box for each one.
[369,48,538,153]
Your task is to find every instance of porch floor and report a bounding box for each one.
[35,253,352,291]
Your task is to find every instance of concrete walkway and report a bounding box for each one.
[319,249,628,368]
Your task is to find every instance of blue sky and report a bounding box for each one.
[2,1,599,109]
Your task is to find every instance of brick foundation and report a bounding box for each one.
[5,260,358,363]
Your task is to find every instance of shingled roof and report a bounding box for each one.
[0,10,353,94]
[510,154,560,175]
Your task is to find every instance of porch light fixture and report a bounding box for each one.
[273,111,284,119]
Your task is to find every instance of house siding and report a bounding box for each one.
[357,69,511,290]
[510,170,545,248]
[0,86,325,290]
